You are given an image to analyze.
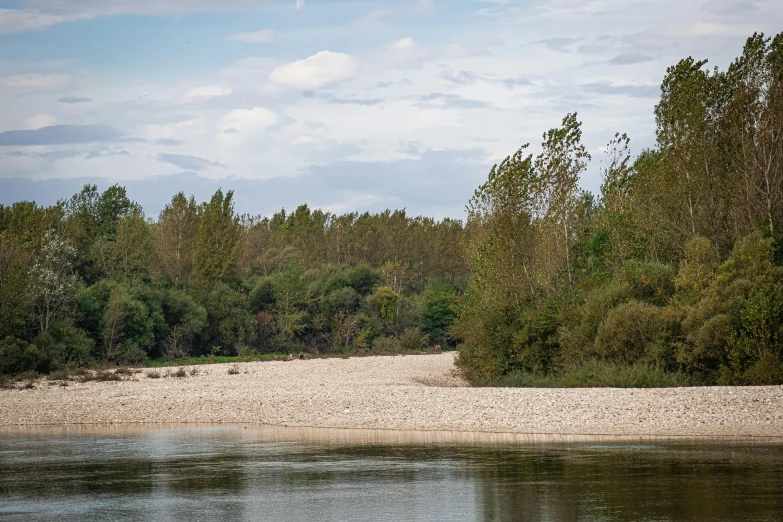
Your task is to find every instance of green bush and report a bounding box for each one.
[371,336,402,354]
[247,277,276,313]
[681,232,783,384]
[594,301,678,366]
[620,260,676,306]
[369,286,399,326]
[0,337,41,376]
[322,264,381,296]
[422,281,457,345]
[398,327,429,351]
[558,280,629,361]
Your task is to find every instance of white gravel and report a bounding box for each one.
[1,352,782,437]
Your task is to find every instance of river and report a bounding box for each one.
[1,426,781,521]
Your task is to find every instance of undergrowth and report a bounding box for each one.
[473,360,689,388]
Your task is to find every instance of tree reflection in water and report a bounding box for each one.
[0,427,781,521]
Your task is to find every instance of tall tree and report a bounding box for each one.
[534,113,591,288]
[156,193,199,285]
[193,189,241,283]
[26,231,78,333]
[728,32,783,236]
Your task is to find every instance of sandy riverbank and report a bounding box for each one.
[1,353,782,437]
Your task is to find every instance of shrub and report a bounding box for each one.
[475,360,687,388]
[147,370,161,379]
[675,236,719,304]
[227,364,240,375]
[369,286,399,326]
[237,345,256,358]
[594,301,678,366]
[322,287,361,317]
[0,337,41,376]
[681,232,783,384]
[371,336,402,354]
[118,344,148,365]
[398,327,429,351]
[620,260,676,306]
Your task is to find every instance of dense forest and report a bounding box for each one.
[1,32,782,386]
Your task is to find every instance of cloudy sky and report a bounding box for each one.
[0,0,780,219]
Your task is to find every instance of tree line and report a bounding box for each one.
[1,32,782,385]
[0,185,465,376]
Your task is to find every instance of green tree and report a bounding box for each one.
[534,113,592,288]
[422,281,456,345]
[272,262,307,345]
[26,231,78,333]
[0,236,29,339]
[156,192,199,285]
[193,189,241,283]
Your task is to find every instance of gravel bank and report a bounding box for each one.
[1,353,781,437]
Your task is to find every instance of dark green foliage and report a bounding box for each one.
[247,277,276,313]
[0,337,41,375]
[422,281,457,346]
[620,261,676,306]
[0,237,28,340]
[323,264,381,296]
[193,282,256,356]
[33,320,94,368]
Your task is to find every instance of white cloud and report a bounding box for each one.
[144,118,207,142]
[266,51,358,91]
[218,107,277,141]
[2,73,70,89]
[295,0,305,10]
[368,37,488,71]
[183,85,233,100]
[230,29,275,43]
[24,113,58,129]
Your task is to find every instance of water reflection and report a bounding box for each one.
[1,426,781,521]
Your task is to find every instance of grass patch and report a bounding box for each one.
[172,367,188,378]
[475,360,689,388]
[227,364,240,375]
[147,370,161,379]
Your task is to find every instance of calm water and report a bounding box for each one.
[1,426,782,521]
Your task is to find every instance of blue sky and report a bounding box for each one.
[1,0,781,218]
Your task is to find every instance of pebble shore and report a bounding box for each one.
[1,353,782,437]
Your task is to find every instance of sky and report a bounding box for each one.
[0,0,781,219]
